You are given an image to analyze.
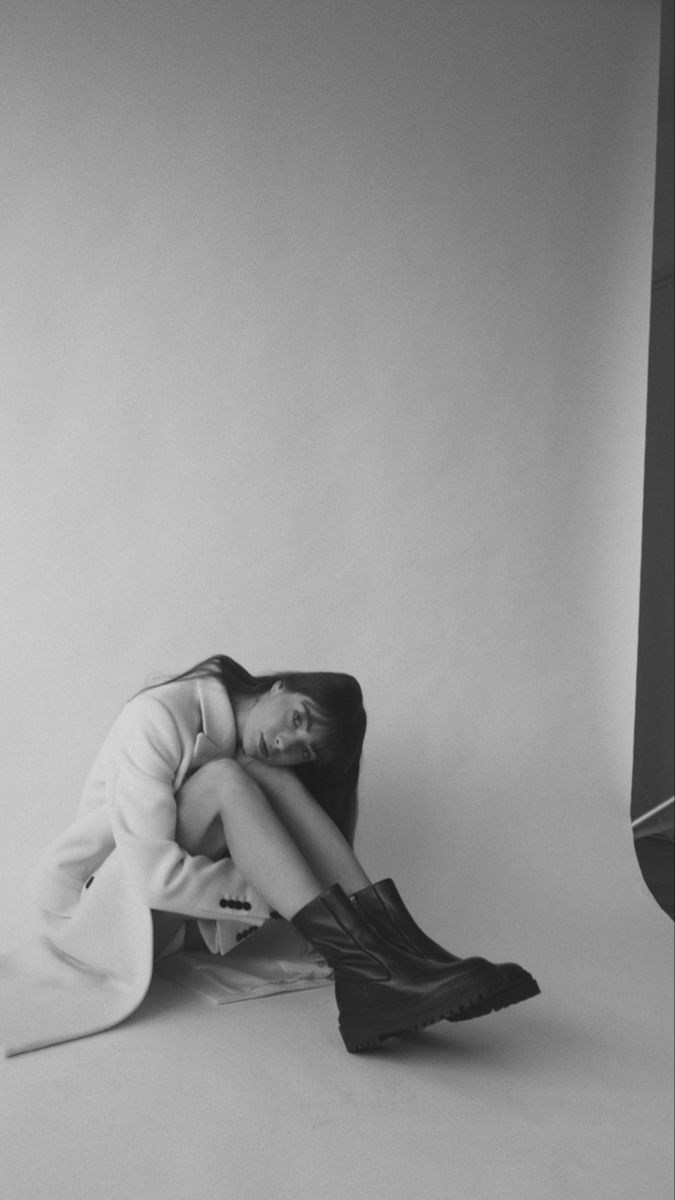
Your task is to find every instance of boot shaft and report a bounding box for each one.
[352,878,461,963]
[292,884,490,991]
[291,885,391,982]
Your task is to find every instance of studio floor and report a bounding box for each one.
[2,905,672,1200]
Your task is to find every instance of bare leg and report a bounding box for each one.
[174,759,323,919]
[234,757,371,895]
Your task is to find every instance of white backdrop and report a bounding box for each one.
[1,3,671,1197]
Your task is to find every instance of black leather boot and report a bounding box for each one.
[291,884,507,1052]
[350,878,540,1020]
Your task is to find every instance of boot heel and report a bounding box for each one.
[340,1027,386,1053]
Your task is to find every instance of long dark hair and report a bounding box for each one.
[146,655,366,845]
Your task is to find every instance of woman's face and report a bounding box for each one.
[240,682,325,767]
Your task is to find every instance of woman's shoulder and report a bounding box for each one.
[127,673,235,752]
[111,676,203,741]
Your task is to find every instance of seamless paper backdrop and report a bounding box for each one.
[0,2,671,1195]
[0,0,663,954]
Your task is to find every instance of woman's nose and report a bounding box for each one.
[274,732,301,754]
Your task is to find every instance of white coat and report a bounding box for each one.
[0,674,271,1057]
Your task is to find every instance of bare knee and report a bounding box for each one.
[185,758,263,813]
[175,759,265,856]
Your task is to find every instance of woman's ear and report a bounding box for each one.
[271,680,285,695]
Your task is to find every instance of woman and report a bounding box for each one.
[26,655,539,1054]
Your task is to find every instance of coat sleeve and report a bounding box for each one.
[103,692,269,923]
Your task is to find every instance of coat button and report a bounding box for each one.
[242,901,252,911]
[219,898,229,909]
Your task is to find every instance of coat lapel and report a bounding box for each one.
[193,676,237,769]
[190,731,226,772]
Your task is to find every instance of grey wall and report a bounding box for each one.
[0,1,661,956]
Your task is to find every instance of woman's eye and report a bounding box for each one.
[293,710,302,728]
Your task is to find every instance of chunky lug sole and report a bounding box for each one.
[338,964,505,1053]
[446,966,540,1022]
